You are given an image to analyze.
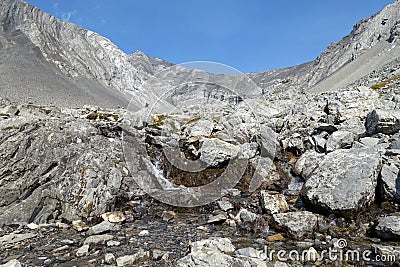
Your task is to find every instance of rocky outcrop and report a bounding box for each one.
[0,99,138,225]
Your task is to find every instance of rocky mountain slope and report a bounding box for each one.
[250,0,400,94]
[0,0,400,266]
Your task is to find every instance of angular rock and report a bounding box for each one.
[0,232,36,246]
[76,245,89,257]
[186,118,214,137]
[176,238,242,267]
[310,134,327,153]
[301,148,380,213]
[379,163,400,201]
[260,191,289,214]
[83,234,114,245]
[293,150,323,180]
[87,221,120,235]
[325,130,354,152]
[273,211,319,240]
[116,249,150,267]
[366,109,400,135]
[217,200,234,211]
[72,220,89,232]
[375,215,400,240]
[0,259,22,267]
[105,253,116,264]
[235,208,259,223]
[199,138,240,167]
[207,214,227,224]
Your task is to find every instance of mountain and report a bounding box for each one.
[0,0,399,108]
[250,0,400,93]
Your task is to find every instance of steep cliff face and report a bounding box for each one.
[0,0,144,94]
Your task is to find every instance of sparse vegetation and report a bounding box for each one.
[371,74,400,89]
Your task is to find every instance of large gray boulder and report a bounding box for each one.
[199,138,240,167]
[365,109,400,135]
[301,148,381,214]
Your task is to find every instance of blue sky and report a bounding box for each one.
[26,0,394,73]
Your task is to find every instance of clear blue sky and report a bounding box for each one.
[26,0,394,73]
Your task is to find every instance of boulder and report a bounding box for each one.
[375,215,400,241]
[366,109,400,135]
[293,150,323,180]
[325,130,354,152]
[301,148,380,213]
[199,138,240,167]
[273,211,319,240]
[379,163,400,201]
[260,191,289,214]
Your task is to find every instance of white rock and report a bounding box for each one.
[76,244,89,257]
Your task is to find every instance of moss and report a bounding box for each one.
[152,114,166,127]
[87,111,119,121]
[82,201,94,214]
[371,75,400,90]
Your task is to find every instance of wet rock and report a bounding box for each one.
[260,191,289,214]
[0,232,36,246]
[380,163,400,201]
[273,211,319,240]
[87,221,120,235]
[101,211,126,223]
[375,215,400,240]
[83,234,114,245]
[0,259,22,267]
[207,214,227,224]
[76,244,89,257]
[301,148,380,213]
[116,249,150,267]
[325,130,354,152]
[199,138,240,167]
[366,109,400,135]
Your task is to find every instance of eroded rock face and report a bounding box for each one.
[301,148,381,214]
[0,100,138,225]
